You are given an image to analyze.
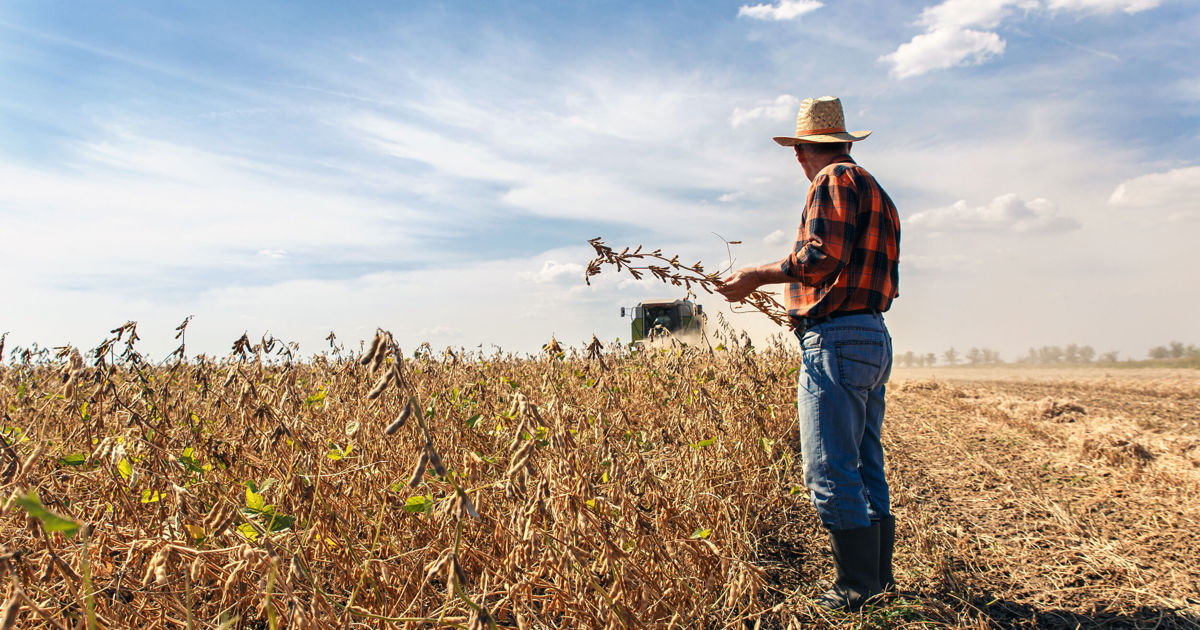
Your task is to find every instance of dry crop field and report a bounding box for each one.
[1,326,1198,629]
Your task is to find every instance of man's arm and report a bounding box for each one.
[717,169,858,303]
[785,170,857,287]
[715,261,792,302]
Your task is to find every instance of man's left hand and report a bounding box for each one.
[717,267,762,303]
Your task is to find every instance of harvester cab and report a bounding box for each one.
[620,299,706,344]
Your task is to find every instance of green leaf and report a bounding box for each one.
[245,487,266,511]
[59,453,88,467]
[236,522,260,541]
[304,388,327,407]
[326,444,352,460]
[0,425,24,445]
[140,490,163,504]
[178,447,207,474]
[15,492,80,538]
[690,437,716,449]
[265,513,296,532]
[464,414,481,429]
[785,366,799,377]
[16,383,27,399]
[117,458,132,480]
[690,528,712,540]
[403,495,432,514]
[789,485,804,495]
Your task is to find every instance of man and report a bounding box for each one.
[716,96,900,611]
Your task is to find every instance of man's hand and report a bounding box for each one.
[717,267,762,303]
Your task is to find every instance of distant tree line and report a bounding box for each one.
[895,341,1198,367]
[1147,342,1200,360]
[1016,344,1099,364]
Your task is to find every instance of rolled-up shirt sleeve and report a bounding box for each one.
[780,168,858,287]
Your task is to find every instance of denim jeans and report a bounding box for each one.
[795,312,893,531]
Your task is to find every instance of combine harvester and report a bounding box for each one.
[620,298,706,345]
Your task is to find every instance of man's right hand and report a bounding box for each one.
[717,268,762,303]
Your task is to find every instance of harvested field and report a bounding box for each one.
[0,330,1197,629]
[882,367,1200,628]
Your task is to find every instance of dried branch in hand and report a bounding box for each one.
[584,237,789,327]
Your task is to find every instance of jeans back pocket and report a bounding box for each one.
[835,340,887,390]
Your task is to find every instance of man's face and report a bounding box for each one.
[793,145,820,181]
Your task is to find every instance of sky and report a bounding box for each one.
[0,0,1197,361]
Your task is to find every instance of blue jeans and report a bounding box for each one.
[795,312,892,531]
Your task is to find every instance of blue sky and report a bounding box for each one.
[1,0,1197,360]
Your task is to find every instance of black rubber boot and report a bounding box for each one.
[874,516,896,592]
[815,523,882,611]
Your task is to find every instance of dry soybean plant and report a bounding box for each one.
[0,322,804,629]
[584,238,789,327]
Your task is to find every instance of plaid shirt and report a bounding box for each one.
[780,157,900,325]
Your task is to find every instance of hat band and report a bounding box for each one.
[795,126,845,136]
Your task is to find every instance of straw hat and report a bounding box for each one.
[773,96,871,145]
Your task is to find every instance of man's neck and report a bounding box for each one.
[804,154,853,181]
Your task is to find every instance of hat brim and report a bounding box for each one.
[773,130,872,146]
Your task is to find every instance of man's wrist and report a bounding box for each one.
[753,261,793,285]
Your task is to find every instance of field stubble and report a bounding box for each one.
[0,328,1197,629]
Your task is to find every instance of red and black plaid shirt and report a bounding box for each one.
[780,157,900,326]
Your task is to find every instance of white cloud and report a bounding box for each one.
[763,228,789,246]
[908,193,1081,234]
[718,191,746,203]
[737,0,823,21]
[500,172,724,225]
[883,0,1159,78]
[1046,0,1159,14]
[347,115,533,184]
[1173,78,1200,101]
[730,94,800,128]
[519,260,585,285]
[0,134,430,290]
[342,73,769,231]
[919,0,1038,30]
[881,27,1006,79]
[1108,166,1200,222]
